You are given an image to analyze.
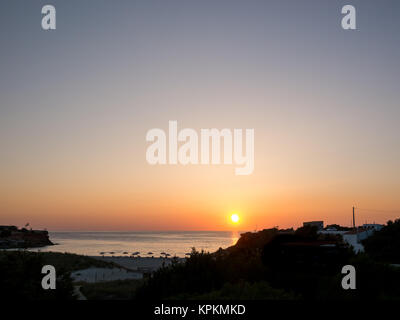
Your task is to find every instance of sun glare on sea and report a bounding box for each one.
[231,213,240,223]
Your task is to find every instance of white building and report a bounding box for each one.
[319,224,384,253]
[362,224,384,231]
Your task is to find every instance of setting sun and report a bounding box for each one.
[231,214,240,223]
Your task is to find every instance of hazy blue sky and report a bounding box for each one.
[1,1,399,230]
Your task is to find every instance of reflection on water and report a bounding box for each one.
[27,231,245,257]
[231,231,240,246]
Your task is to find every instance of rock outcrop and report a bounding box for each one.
[0,226,53,249]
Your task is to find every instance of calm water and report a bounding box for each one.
[29,231,241,257]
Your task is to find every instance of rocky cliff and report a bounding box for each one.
[0,226,53,249]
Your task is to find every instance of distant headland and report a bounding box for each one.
[0,225,53,249]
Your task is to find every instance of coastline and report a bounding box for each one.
[70,256,186,283]
[22,230,238,257]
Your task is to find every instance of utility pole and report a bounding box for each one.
[353,206,360,243]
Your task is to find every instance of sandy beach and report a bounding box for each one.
[71,267,143,283]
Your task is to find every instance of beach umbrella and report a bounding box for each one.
[160,252,166,255]
[147,252,153,255]
[185,253,191,256]
[109,252,115,255]
[123,252,128,255]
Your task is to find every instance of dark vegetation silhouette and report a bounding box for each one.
[0,251,74,300]
[135,225,400,300]
[0,251,118,300]
[324,224,351,231]
[363,219,400,263]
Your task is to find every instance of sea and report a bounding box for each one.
[27,231,242,257]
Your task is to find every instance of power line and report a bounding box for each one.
[356,208,400,215]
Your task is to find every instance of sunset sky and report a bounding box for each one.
[1,0,399,231]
